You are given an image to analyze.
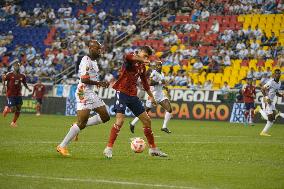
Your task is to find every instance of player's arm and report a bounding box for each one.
[32,85,36,97]
[2,74,7,94]
[140,71,157,105]
[276,91,284,97]
[22,77,32,92]
[81,75,109,88]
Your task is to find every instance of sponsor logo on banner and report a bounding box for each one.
[230,103,245,123]
[21,100,36,113]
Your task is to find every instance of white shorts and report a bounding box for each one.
[261,97,276,115]
[76,91,105,111]
[145,90,168,108]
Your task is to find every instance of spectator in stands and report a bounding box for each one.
[163,31,178,45]
[277,54,284,67]
[203,80,213,90]
[264,67,272,77]
[192,58,203,73]
[267,32,278,46]
[200,8,210,21]
[253,25,262,39]
[254,67,263,80]
[221,81,230,95]
[247,67,255,79]
[260,73,270,86]
[195,81,202,90]
[187,80,195,90]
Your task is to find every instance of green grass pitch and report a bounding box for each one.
[0,114,284,189]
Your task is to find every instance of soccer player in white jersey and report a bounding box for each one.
[129,60,173,134]
[57,40,110,156]
[254,69,284,136]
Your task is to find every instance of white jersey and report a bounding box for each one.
[150,70,165,92]
[75,56,105,110]
[263,78,281,100]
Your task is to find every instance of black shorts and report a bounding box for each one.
[7,96,23,107]
[114,91,145,117]
[244,102,255,111]
[36,98,43,104]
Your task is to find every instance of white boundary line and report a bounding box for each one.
[0,173,197,189]
[1,141,283,144]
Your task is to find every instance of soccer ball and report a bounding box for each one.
[130,137,146,153]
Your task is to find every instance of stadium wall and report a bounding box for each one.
[0,88,283,123]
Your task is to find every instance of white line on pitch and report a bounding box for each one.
[1,141,283,144]
[0,173,197,189]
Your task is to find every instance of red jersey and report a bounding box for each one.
[33,83,46,99]
[242,84,256,103]
[4,72,27,97]
[113,52,150,96]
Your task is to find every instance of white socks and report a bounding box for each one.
[131,117,139,126]
[86,114,103,126]
[59,124,80,148]
[162,112,172,129]
[259,108,268,120]
[262,121,273,133]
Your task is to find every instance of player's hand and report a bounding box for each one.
[149,96,157,106]
[98,81,109,88]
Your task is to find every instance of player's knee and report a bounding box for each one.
[77,121,87,130]
[268,115,275,122]
[101,114,110,123]
[167,107,173,113]
[142,117,151,127]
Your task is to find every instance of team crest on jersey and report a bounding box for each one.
[86,67,89,71]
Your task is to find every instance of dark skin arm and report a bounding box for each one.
[81,77,109,88]
[22,80,32,92]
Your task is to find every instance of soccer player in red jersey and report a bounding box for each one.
[2,63,32,127]
[103,46,168,158]
[32,79,46,116]
[242,77,256,126]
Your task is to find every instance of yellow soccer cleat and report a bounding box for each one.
[254,105,261,114]
[260,132,271,137]
[56,145,70,156]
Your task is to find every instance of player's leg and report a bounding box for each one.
[10,97,23,127]
[57,109,90,156]
[243,103,249,126]
[129,104,151,133]
[260,104,276,136]
[104,91,127,158]
[255,97,269,120]
[249,106,255,126]
[129,96,167,157]
[3,97,14,117]
[87,105,110,126]
[138,111,167,157]
[104,112,125,158]
[36,99,42,116]
[159,99,172,133]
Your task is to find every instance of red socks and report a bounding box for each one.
[107,124,122,147]
[13,111,20,123]
[143,127,156,148]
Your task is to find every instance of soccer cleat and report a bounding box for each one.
[103,147,113,159]
[10,122,17,128]
[149,148,168,157]
[254,106,261,114]
[56,145,70,156]
[129,121,135,133]
[161,128,171,134]
[260,132,271,137]
[2,106,10,117]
